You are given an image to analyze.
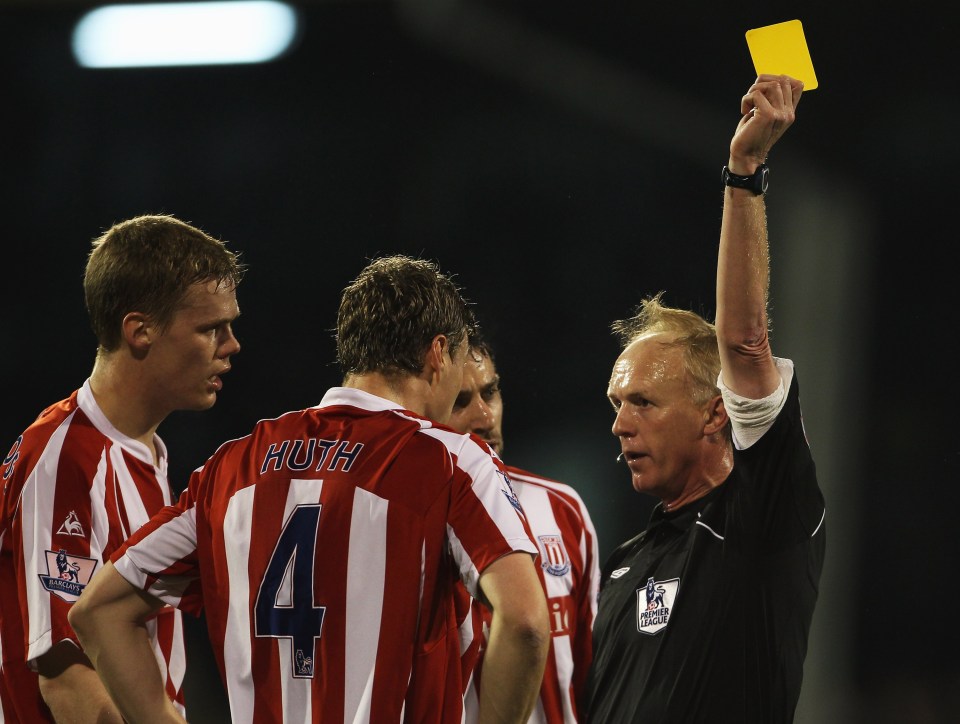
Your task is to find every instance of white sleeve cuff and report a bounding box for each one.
[718,357,794,449]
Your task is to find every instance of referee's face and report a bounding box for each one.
[607,333,710,502]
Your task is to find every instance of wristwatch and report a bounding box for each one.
[721,164,769,195]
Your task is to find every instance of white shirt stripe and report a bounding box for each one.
[223,485,257,724]
[23,412,72,662]
[345,486,389,723]
[88,449,111,571]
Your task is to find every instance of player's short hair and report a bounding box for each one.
[611,292,720,407]
[467,328,495,365]
[336,255,476,377]
[84,214,245,351]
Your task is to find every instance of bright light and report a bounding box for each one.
[72,1,298,68]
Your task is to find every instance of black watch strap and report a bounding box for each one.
[721,164,769,195]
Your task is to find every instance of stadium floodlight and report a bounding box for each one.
[73,1,298,68]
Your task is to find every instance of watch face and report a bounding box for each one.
[758,165,770,193]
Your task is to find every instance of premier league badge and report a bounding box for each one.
[39,549,98,603]
[497,470,523,513]
[635,576,679,635]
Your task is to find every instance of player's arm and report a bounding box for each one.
[36,641,125,723]
[475,551,550,724]
[716,74,802,399]
[68,561,185,724]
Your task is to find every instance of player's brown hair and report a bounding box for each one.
[84,214,244,351]
[336,255,476,378]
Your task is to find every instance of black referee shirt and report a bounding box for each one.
[584,373,826,724]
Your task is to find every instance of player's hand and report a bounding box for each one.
[728,74,803,174]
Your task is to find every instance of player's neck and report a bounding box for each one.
[343,371,431,418]
[89,355,162,461]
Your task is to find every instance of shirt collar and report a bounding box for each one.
[316,386,406,413]
[77,379,168,472]
[649,485,722,531]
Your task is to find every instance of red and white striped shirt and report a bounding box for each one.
[112,387,538,724]
[462,465,600,724]
[0,381,186,723]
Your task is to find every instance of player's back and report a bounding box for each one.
[148,388,528,723]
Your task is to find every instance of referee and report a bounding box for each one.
[583,75,825,723]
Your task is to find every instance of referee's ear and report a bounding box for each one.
[702,395,729,439]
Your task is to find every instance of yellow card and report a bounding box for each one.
[745,19,818,90]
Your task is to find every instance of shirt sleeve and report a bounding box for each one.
[15,426,103,665]
[111,470,204,616]
[444,438,538,599]
[719,356,795,450]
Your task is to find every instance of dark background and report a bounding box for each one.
[2,2,955,721]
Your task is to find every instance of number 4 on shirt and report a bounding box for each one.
[254,504,326,679]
